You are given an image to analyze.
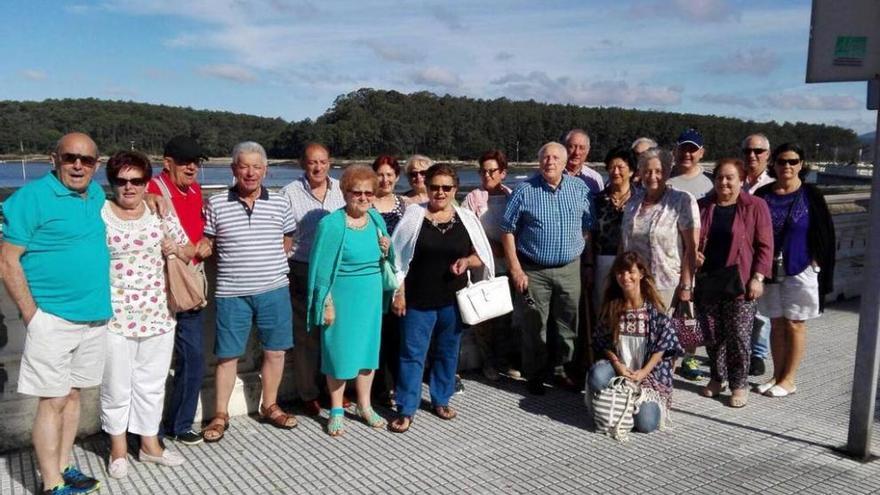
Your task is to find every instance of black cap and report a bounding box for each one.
[163,136,208,162]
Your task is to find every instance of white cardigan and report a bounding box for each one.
[391,203,495,285]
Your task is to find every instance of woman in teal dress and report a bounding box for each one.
[308,165,396,436]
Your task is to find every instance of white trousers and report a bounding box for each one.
[100,331,175,436]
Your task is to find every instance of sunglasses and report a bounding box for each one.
[173,158,202,167]
[775,158,801,166]
[743,148,767,156]
[59,153,98,167]
[348,189,375,198]
[480,168,501,176]
[409,170,427,178]
[111,177,148,187]
[428,184,455,193]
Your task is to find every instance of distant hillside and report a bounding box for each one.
[0,91,863,162]
[0,98,288,156]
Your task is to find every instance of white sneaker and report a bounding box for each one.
[108,457,129,479]
[139,449,185,467]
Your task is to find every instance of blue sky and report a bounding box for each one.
[0,0,875,135]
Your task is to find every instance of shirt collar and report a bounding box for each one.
[299,175,336,192]
[227,185,269,202]
[46,171,102,199]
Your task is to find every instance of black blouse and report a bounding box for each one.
[405,215,473,309]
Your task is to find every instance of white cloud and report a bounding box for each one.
[430,5,466,31]
[701,48,779,76]
[104,85,138,98]
[628,0,740,23]
[364,40,423,64]
[762,93,861,111]
[198,64,258,83]
[20,69,46,81]
[410,67,462,88]
[491,71,682,107]
[495,51,514,62]
[695,93,756,108]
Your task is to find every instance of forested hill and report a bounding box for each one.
[0,90,862,162]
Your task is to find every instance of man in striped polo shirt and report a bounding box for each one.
[201,141,298,441]
[501,141,594,396]
[281,143,345,416]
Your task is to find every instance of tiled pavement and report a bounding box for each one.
[3,298,880,494]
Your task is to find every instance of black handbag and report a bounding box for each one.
[694,264,744,304]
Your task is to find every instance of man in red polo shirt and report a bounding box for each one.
[149,136,213,445]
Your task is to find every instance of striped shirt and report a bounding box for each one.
[204,187,295,297]
[281,176,345,262]
[567,166,604,195]
[500,173,593,267]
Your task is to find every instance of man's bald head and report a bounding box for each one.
[54,132,98,157]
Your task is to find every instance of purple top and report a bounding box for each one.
[765,189,811,277]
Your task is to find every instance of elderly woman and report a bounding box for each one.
[754,143,835,398]
[588,251,682,433]
[696,158,773,407]
[389,164,494,433]
[99,151,189,477]
[307,165,394,436]
[463,149,518,381]
[592,146,636,307]
[404,154,432,204]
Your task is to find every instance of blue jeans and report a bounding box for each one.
[588,360,660,433]
[164,309,205,436]
[396,304,462,417]
[751,312,771,360]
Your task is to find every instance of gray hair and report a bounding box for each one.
[741,133,770,151]
[232,141,267,166]
[563,129,590,147]
[637,147,674,177]
[631,137,658,150]
[405,154,433,174]
[537,141,568,163]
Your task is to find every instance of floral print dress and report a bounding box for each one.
[101,202,188,338]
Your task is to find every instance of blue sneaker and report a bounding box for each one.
[61,466,100,493]
[43,482,99,495]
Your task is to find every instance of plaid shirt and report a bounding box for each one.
[500,173,593,267]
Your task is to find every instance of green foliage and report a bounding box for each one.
[0,91,862,163]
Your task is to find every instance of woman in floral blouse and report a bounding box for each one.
[99,151,190,478]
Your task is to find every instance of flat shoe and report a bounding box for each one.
[388,416,413,434]
[764,384,797,397]
[433,405,457,420]
[139,449,185,467]
[108,457,128,479]
[755,380,776,394]
[729,391,748,408]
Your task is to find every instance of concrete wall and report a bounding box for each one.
[0,193,867,451]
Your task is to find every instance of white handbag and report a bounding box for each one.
[455,270,513,325]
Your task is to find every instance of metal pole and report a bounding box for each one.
[845,80,880,460]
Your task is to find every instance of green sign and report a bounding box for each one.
[833,36,867,66]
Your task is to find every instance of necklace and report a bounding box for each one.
[609,188,631,208]
[346,213,368,230]
[427,210,457,234]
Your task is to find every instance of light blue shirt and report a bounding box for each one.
[2,172,111,321]
[500,174,593,267]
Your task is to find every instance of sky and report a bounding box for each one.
[0,0,876,135]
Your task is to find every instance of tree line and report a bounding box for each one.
[0,90,862,163]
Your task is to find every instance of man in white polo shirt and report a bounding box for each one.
[200,141,298,442]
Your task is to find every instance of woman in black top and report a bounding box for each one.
[388,164,495,433]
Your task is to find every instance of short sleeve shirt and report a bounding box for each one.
[668,172,713,200]
[2,173,111,321]
[281,176,345,262]
[147,172,205,246]
[621,188,699,290]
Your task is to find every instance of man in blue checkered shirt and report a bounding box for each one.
[501,141,594,395]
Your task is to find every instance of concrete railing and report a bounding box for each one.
[0,192,868,451]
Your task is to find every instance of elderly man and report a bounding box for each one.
[501,142,593,395]
[281,143,345,415]
[201,142,297,443]
[631,136,658,159]
[742,133,775,375]
[669,128,713,200]
[1,133,108,494]
[563,129,604,194]
[148,136,213,445]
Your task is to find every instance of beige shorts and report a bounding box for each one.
[17,308,107,398]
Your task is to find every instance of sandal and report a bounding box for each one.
[356,406,386,429]
[202,412,229,443]
[388,415,413,434]
[700,380,726,398]
[433,405,457,420]
[729,389,748,408]
[327,408,345,437]
[259,403,298,429]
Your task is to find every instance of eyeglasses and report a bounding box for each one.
[775,158,801,166]
[111,177,148,187]
[743,148,767,156]
[347,189,375,198]
[409,170,427,178]
[428,184,455,193]
[480,168,501,176]
[59,153,98,167]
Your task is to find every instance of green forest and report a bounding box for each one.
[0,89,862,162]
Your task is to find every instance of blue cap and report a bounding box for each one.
[676,128,703,148]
